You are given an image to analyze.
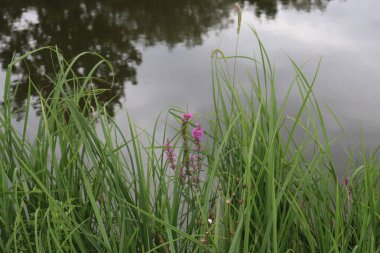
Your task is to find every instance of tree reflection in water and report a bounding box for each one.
[0,0,331,119]
[249,0,330,19]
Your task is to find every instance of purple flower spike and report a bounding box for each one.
[343,177,349,187]
[192,123,204,145]
[164,140,177,170]
[183,113,193,123]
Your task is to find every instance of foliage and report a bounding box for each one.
[0,29,379,252]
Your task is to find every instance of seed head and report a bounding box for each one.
[235,2,242,34]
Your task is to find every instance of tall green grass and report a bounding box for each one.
[0,30,379,252]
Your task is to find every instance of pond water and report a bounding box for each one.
[1,0,380,167]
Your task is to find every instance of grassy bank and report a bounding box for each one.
[0,29,379,252]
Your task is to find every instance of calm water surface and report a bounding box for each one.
[1,0,380,166]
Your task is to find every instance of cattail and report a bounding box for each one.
[235,2,242,34]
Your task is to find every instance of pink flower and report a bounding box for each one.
[189,154,197,170]
[189,153,203,171]
[192,123,204,145]
[182,113,193,122]
[343,177,349,187]
[164,140,176,169]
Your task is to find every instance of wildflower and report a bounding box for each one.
[207,218,213,224]
[180,168,186,178]
[182,113,193,123]
[192,123,204,145]
[189,154,197,170]
[343,176,353,198]
[343,177,349,187]
[191,124,204,171]
[181,113,192,171]
[164,140,176,169]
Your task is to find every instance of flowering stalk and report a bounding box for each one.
[181,113,193,176]
[192,123,204,171]
[164,140,176,170]
[343,176,353,200]
[182,113,193,123]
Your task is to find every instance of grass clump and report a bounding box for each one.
[0,30,379,252]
